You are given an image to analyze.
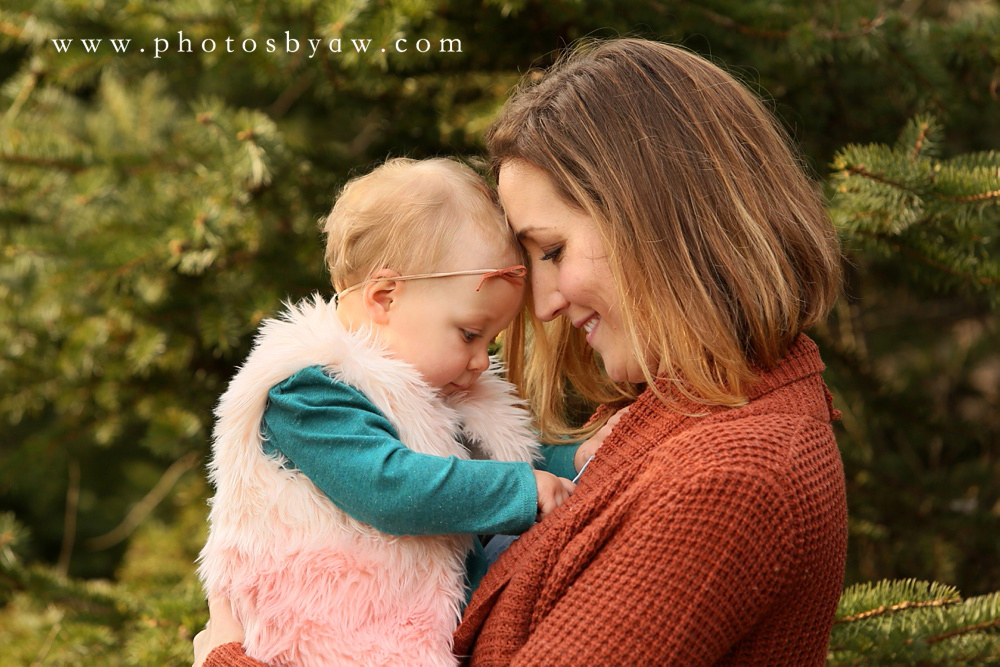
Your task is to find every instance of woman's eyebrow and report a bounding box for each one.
[515,225,541,241]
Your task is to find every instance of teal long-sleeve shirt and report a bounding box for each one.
[260,365,580,594]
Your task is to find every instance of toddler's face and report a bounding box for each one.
[380,253,524,396]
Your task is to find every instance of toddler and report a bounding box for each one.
[197,158,578,667]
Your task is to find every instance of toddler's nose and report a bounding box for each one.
[468,347,489,373]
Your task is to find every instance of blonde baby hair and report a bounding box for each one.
[323,157,519,295]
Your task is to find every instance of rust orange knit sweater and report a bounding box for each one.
[201,335,847,667]
[454,334,847,666]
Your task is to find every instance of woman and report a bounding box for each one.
[195,37,847,666]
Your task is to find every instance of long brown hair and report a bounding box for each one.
[489,39,842,439]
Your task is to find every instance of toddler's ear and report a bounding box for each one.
[362,269,400,325]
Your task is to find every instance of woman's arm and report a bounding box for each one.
[499,463,796,665]
[192,597,253,667]
[197,643,259,667]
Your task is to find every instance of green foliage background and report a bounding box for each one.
[1,0,998,664]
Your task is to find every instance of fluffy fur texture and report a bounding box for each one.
[198,295,539,667]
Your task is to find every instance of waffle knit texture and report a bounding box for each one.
[453,334,847,666]
[200,334,847,667]
[203,642,262,667]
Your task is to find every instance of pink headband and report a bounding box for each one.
[472,265,527,291]
[337,265,527,301]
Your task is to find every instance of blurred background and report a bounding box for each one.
[1,0,998,664]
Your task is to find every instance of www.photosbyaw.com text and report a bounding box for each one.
[50,31,463,59]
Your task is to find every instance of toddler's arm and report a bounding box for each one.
[264,366,548,536]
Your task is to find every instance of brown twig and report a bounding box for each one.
[836,596,960,623]
[659,2,887,41]
[854,229,1000,287]
[925,619,1000,644]
[910,121,930,161]
[0,152,87,173]
[29,613,64,667]
[0,21,21,38]
[268,71,316,118]
[844,164,1000,204]
[86,451,199,550]
[55,460,80,577]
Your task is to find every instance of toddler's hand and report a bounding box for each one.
[533,470,575,518]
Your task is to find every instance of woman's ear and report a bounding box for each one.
[361,269,400,325]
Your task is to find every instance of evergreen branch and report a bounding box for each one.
[0,20,21,38]
[857,230,1000,286]
[0,150,195,178]
[660,2,887,40]
[911,120,930,162]
[836,596,960,623]
[85,451,199,550]
[0,560,125,621]
[924,619,1000,644]
[815,12,889,40]
[652,1,787,39]
[268,5,320,110]
[54,459,79,577]
[3,69,39,122]
[136,6,232,27]
[29,611,63,667]
[844,164,916,194]
[843,164,1000,204]
[269,71,317,119]
[0,152,86,173]
[884,43,949,117]
[948,188,1000,203]
[94,250,161,281]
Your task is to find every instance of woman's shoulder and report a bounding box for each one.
[634,410,845,536]
[652,409,840,479]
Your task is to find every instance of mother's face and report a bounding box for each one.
[497,160,644,384]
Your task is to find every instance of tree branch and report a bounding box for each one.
[55,460,80,577]
[843,164,1000,204]
[925,619,1000,644]
[86,451,199,550]
[836,596,960,623]
[658,2,887,40]
[855,230,1000,287]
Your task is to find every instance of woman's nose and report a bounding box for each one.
[532,272,569,322]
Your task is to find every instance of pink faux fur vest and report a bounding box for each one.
[197,295,539,667]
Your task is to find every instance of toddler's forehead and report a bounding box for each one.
[434,231,521,272]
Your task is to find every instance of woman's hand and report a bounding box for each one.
[574,405,630,472]
[192,595,245,667]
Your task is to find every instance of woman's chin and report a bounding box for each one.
[601,354,649,384]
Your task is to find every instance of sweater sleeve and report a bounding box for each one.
[506,461,797,666]
[263,366,538,537]
[201,642,266,667]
